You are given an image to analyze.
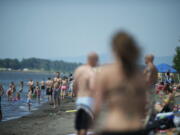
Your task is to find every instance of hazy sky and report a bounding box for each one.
[0,0,180,61]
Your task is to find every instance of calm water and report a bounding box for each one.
[0,71,54,121]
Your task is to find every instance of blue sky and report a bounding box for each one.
[0,0,180,63]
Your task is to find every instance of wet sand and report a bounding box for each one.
[0,98,77,135]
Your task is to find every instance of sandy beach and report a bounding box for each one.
[0,98,77,135]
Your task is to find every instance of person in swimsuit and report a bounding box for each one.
[68,77,74,98]
[0,84,4,121]
[6,84,13,101]
[93,32,148,135]
[40,80,45,95]
[54,72,62,84]
[73,52,99,135]
[144,54,158,124]
[53,82,60,109]
[35,81,41,103]
[27,87,33,111]
[46,78,53,104]
[61,78,68,100]
[28,79,34,93]
[19,81,24,93]
[10,82,16,94]
[144,54,158,88]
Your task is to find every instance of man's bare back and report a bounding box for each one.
[74,65,95,97]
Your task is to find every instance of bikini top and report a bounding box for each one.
[105,80,147,116]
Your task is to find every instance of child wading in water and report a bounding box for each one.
[35,82,41,104]
[27,87,33,111]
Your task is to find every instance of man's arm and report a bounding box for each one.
[73,68,80,97]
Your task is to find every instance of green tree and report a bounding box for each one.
[173,46,180,72]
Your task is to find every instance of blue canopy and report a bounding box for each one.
[156,63,177,73]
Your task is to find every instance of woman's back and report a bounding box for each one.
[97,64,147,131]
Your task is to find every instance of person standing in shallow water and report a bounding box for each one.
[46,78,53,104]
[93,32,148,135]
[35,82,41,104]
[0,84,4,121]
[19,81,24,93]
[28,79,34,93]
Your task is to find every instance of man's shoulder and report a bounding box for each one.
[75,65,90,72]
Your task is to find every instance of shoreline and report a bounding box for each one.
[0,98,76,135]
[0,70,54,74]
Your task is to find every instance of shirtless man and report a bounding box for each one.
[73,53,99,135]
[46,78,54,104]
[54,72,62,83]
[144,54,158,125]
[144,54,157,88]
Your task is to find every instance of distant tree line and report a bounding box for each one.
[0,58,81,72]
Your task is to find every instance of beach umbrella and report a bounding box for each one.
[156,63,177,73]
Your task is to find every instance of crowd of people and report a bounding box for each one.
[0,31,180,135]
[73,32,180,135]
[0,72,74,115]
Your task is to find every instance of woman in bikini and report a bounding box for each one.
[94,31,148,135]
[61,78,68,100]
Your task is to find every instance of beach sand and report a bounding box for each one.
[0,98,77,135]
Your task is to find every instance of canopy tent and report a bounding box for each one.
[156,63,177,73]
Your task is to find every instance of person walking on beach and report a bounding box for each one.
[0,84,4,121]
[73,52,99,135]
[93,32,148,135]
[46,78,53,104]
